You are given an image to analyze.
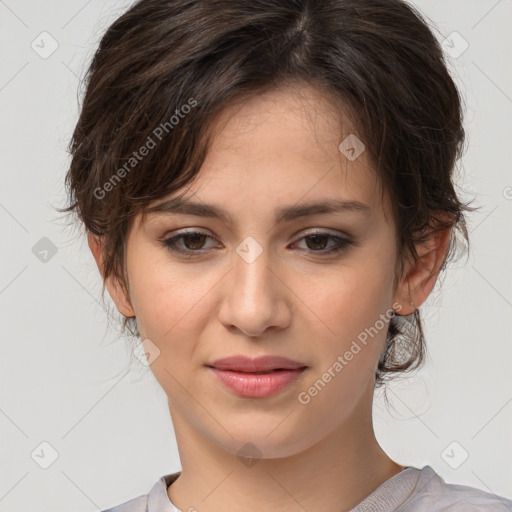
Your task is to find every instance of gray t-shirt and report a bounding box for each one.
[102,465,512,511]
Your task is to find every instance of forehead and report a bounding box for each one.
[191,85,384,208]
[137,83,393,230]
[209,82,352,155]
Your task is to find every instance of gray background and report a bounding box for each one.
[1,0,511,510]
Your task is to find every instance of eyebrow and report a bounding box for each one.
[144,196,371,225]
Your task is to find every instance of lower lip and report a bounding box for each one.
[207,367,307,398]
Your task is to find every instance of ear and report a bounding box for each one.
[87,232,135,318]
[393,217,452,315]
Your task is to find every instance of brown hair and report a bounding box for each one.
[58,0,476,388]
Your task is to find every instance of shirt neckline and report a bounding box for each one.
[148,465,426,512]
[350,465,424,511]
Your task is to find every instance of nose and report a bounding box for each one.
[217,240,292,338]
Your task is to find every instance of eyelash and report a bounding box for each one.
[159,230,354,258]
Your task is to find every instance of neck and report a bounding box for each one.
[166,387,403,512]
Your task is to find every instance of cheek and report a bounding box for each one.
[127,266,212,391]
[294,260,395,423]
[127,255,218,349]
[300,254,395,365]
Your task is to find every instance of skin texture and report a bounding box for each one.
[89,83,451,512]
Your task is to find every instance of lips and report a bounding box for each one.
[206,355,307,373]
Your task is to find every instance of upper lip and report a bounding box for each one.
[206,355,308,372]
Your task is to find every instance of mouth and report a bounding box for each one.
[206,354,308,373]
[206,367,306,374]
[205,363,308,398]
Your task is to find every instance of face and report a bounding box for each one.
[102,84,409,459]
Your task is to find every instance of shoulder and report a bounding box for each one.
[101,494,148,512]
[399,465,512,511]
[100,471,181,512]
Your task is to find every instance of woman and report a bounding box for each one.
[60,0,512,510]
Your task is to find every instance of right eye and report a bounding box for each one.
[160,230,222,257]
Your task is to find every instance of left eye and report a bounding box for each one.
[160,231,352,257]
[293,232,350,253]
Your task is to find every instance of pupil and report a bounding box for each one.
[307,234,327,250]
[185,233,206,250]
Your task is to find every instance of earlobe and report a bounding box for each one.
[87,232,136,318]
[393,224,452,315]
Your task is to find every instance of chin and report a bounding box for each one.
[212,421,314,460]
